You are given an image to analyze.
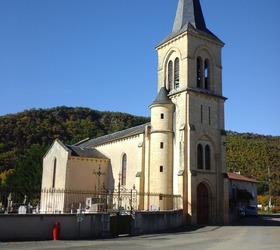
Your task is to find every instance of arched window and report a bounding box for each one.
[205,145,211,170]
[197,57,202,88]
[204,59,209,90]
[197,57,210,90]
[197,144,203,169]
[121,154,127,186]
[168,60,173,91]
[52,158,57,188]
[174,57,180,89]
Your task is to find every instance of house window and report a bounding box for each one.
[168,60,173,91]
[197,144,203,169]
[205,145,211,170]
[160,166,163,172]
[122,154,127,186]
[52,158,57,188]
[174,57,180,89]
[160,142,164,149]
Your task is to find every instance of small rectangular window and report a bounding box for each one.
[161,113,164,119]
[160,166,163,172]
[160,142,164,148]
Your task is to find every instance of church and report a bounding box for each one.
[41,0,229,225]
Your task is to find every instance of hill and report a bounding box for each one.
[0,107,279,196]
[226,131,280,196]
[0,106,150,172]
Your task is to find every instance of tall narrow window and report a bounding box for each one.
[205,145,211,170]
[197,144,203,169]
[204,60,209,90]
[160,166,163,172]
[208,107,211,125]
[174,57,180,89]
[197,57,202,88]
[52,158,57,188]
[122,154,127,186]
[160,142,164,149]
[168,60,173,91]
[200,105,203,123]
[161,113,164,119]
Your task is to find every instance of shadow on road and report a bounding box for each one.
[172,214,280,235]
[231,214,280,227]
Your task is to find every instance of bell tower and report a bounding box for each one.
[153,0,228,224]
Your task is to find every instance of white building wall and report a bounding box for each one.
[41,140,69,190]
[94,134,144,191]
[40,140,69,213]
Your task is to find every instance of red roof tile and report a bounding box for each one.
[227,172,258,183]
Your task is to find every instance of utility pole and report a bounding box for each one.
[268,166,272,210]
[118,172,121,212]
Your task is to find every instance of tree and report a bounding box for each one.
[2,144,47,204]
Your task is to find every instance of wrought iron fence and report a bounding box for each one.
[0,189,41,214]
[0,187,182,214]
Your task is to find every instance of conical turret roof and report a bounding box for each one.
[149,87,173,107]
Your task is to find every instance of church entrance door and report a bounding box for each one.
[197,183,209,224]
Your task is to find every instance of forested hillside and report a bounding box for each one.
[0,106,150,172]
[227,131,280,196]
[0,107,279,197]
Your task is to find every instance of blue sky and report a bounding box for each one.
[0,0,279,136]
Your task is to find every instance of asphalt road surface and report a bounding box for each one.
[1,214,280,250]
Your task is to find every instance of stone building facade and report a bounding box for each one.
[41,0,229,225]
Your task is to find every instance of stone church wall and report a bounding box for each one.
[94,134,144,192]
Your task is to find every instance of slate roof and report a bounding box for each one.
[227,172,258,183]
[150,87,173,106]
[66,145,109,159]
[157,0,222,46]
[77,123,149,148]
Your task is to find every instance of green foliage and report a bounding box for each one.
[2,144,47,201]
[226,131,280,196]
[0,106,150,172]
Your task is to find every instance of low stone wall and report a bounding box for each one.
[132,210,184,235]
[0,213,110,242]
[0,210,184,242]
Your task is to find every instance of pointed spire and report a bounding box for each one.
[157,0,222,47]
[172,0,206,34]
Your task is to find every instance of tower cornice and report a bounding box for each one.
[156,28,224,51]
[167,87,227,101]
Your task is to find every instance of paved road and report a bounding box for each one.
[1,214,280,250]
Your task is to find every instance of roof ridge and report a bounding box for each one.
[78,122,150,148]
